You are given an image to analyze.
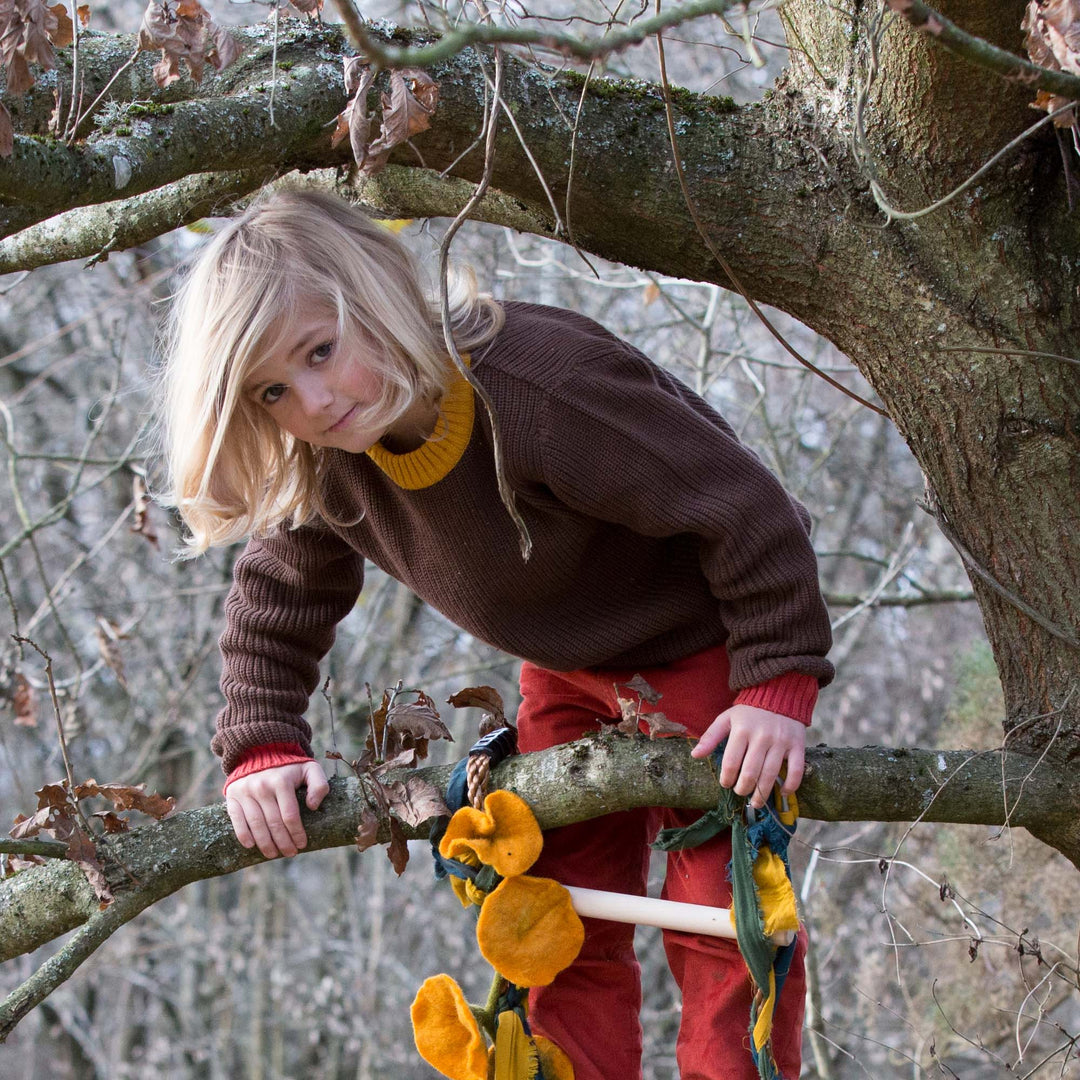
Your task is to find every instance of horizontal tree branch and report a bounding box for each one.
[1,735,1073,977]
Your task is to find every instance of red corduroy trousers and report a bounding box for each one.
[516,644,806,1080]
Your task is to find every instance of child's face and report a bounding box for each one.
[244,308,388,453]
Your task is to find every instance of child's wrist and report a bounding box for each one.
[223,742,313,796]
[734,672,818,726]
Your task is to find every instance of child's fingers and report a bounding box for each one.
[718,728,748,790]
[750,745,789,810]
[225,797,256,850]
[781,741,805,793]
[691,711,732,759]
[301,761,330,810]
[274,786,307,852]
[239,796,288,860]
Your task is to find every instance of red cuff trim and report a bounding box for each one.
[223,742,313,797]
[734,672,819,726]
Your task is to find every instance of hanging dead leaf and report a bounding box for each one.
[359,67,439,177]
[77,4,90,25]
[13,672,36,726]
[66,826,111,903]
[74,780,175,819]
[612,697,642,735]
[131,474,159,547]
[288,0,322,14]
[374,746,418,774]
[362,685,391,760]
[137,0,240,88]
[47,3,72,47]
[332,57,375,170]
[10,806,53,839]
[355,808,379,852]
[93,810,130,834]
[448,685,506,718]
[1023,0,1080,126]
[36,781,72,811]
[386,693,452,744]
[95,618,128,690]
[640,711,687,738]
[387,817,409,876]
[382,777,449,828]
[621,674,661,705]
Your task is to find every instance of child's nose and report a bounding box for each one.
[297,376,333,416]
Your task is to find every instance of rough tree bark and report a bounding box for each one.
[1,1,1077,888]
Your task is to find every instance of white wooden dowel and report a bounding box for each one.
[565,886,737,939]
[564,886,796,947]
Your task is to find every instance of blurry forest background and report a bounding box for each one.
[2,2,1078,1077]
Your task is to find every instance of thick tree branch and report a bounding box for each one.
[886,0,1080,100]
[1,735,1074,1005]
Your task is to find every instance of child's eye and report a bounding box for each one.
[311,340,335,364]
[262,383,287,405]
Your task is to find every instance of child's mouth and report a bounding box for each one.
[328,405,357,433]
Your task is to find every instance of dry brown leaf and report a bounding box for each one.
[95,617,127,690]
[93,810,130,834]
[5,52,35,95]
[66,826,111,903]
[387,817,409,876]
[13,671,36,726]
[359,68,439,178]
[77,4,89,25]
[137,0,239,88]
[641,710,688,738]
[383,777,449,828]
[386,693,452,744]
[74,779,175,819]
[10,806,52,839]
[1023,0,1080,125]
[47,3,71,46]
[355,808,379,852]
[288,0,322,13]
[447,685,506,717]
[612,697,642,735]
[130,474,159,547]
[622,674,661,705]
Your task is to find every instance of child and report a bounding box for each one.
[161,188,833,1080]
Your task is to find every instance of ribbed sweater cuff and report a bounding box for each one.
[223,742,313,797]
[734,672,819,726]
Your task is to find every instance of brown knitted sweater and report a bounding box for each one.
[212,303,833,774]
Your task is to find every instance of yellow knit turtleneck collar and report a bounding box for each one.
[365,360,475,490]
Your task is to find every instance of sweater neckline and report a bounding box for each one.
[365,359,474,489]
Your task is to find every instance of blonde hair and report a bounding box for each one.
[159,189,504,555]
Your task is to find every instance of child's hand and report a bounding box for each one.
[690,705,805,810]
[225,761,330,859]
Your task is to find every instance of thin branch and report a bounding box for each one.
[347,0,744,68]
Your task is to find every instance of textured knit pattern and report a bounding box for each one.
[213,303,834,773]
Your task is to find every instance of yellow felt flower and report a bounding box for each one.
[439,790,544,878]
[534,1036,575,1080]
[476,875,584,987]
[451,874,492,909]
[411,974,489,1080]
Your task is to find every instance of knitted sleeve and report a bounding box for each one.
[535,340,833,699]
[211,523,365,774]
